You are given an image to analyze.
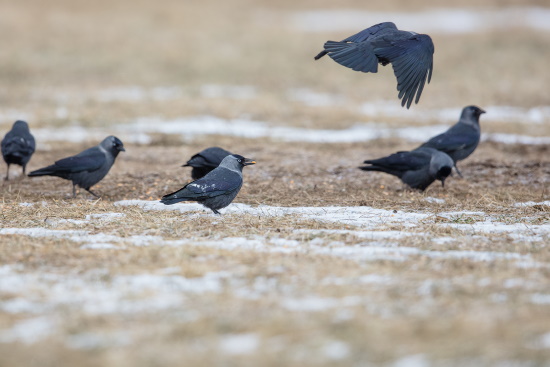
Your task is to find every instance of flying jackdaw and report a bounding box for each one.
[314,22,434,108]
[161,154,255,214]
[419,105,485,177]
[28,136,125,198]
[359,147,453,191]
[1,120,36,180]
[183,146,232,180]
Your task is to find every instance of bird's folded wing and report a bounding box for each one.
[53,152,105,173]
[183,171,241,199]
[375,35,434,108]
[365,151,429,171]
[422,134,475,152]
[342,22,397,43]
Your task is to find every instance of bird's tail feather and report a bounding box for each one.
[160,190,191,205]
[28,166,57,177]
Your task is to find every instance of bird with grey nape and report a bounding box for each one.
[28,136,125,198]
[183,146,232,180]
[2,120,36,180]
[359,147,453,191]
[314,22,434,109]
[161,154,255,214]
[419,105,485,177]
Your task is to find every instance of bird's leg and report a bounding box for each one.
[72,184,77,198]
[4,164,9,181]
[212,209,221,215]
[85,188,101,198]
[454,165,463,178]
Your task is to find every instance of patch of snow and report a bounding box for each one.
[514,201,550,208]
[323,340,351,360]
[80,243,121,250]
[281,296,363,312]
[424,197,445,204]
[391,354,429,367]
[18,202,34,207]
[290,7,550,34]
[96,86,184,102]
[529,332,550,350]
[66,331,132,350]
[85,212,126,221]
[531,293,550,305]
[483,133,550,146]
[0,316,57,344]
[219,333,260,355]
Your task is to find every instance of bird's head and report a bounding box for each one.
[429,150,454,188]
[102,136,126,155]
[12,120,30,131]
[220,154,256,172]
[461,105,486,126]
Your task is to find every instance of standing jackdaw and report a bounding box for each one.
[419,105,485,176]
[359,147,453,191]
[2,120,36,180]
[314,22,434,108]
[28,136,125,198]
[161,154,255,214]
[183,146,232,180]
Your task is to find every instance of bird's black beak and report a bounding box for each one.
[243,158,256,166]
[119,146,126,152]
[479,108,486,114]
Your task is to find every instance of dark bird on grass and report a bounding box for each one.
[359,147,453,191]
[418,105,485,177]
[183,146,232,180]
[2,120,36,180]
[28,136,125,198]
[161,154,255,214]
[314,22,434,108]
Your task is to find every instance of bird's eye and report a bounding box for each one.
[238,159,242,163]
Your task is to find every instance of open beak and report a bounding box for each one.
[243,158,256,166]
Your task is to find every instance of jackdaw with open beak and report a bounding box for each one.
[2,120,35,180]
[183,146,232,180]
[359,147,453,191]
[314,22,434,109]
[28,136,125,198]
[161,154,255,214]
[419,105,485,176]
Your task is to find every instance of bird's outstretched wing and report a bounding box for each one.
[342,22,398,43]
[314,22,396,61]
[322,41,379,73]
[374,34,434,108]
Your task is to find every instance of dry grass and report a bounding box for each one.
[1,0,550,366]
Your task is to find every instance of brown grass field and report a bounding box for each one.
[1,0,549,366]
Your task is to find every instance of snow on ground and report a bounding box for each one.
[289,7,550,34]
[30,116,550,147]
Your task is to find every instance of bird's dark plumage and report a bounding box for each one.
[359,147,453,191]
[183,146,232,180]
[28,136,125,198]
[314,22,434,108]
[162,154,255,214]
[419,105,485,176]
[1,120,36,180]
